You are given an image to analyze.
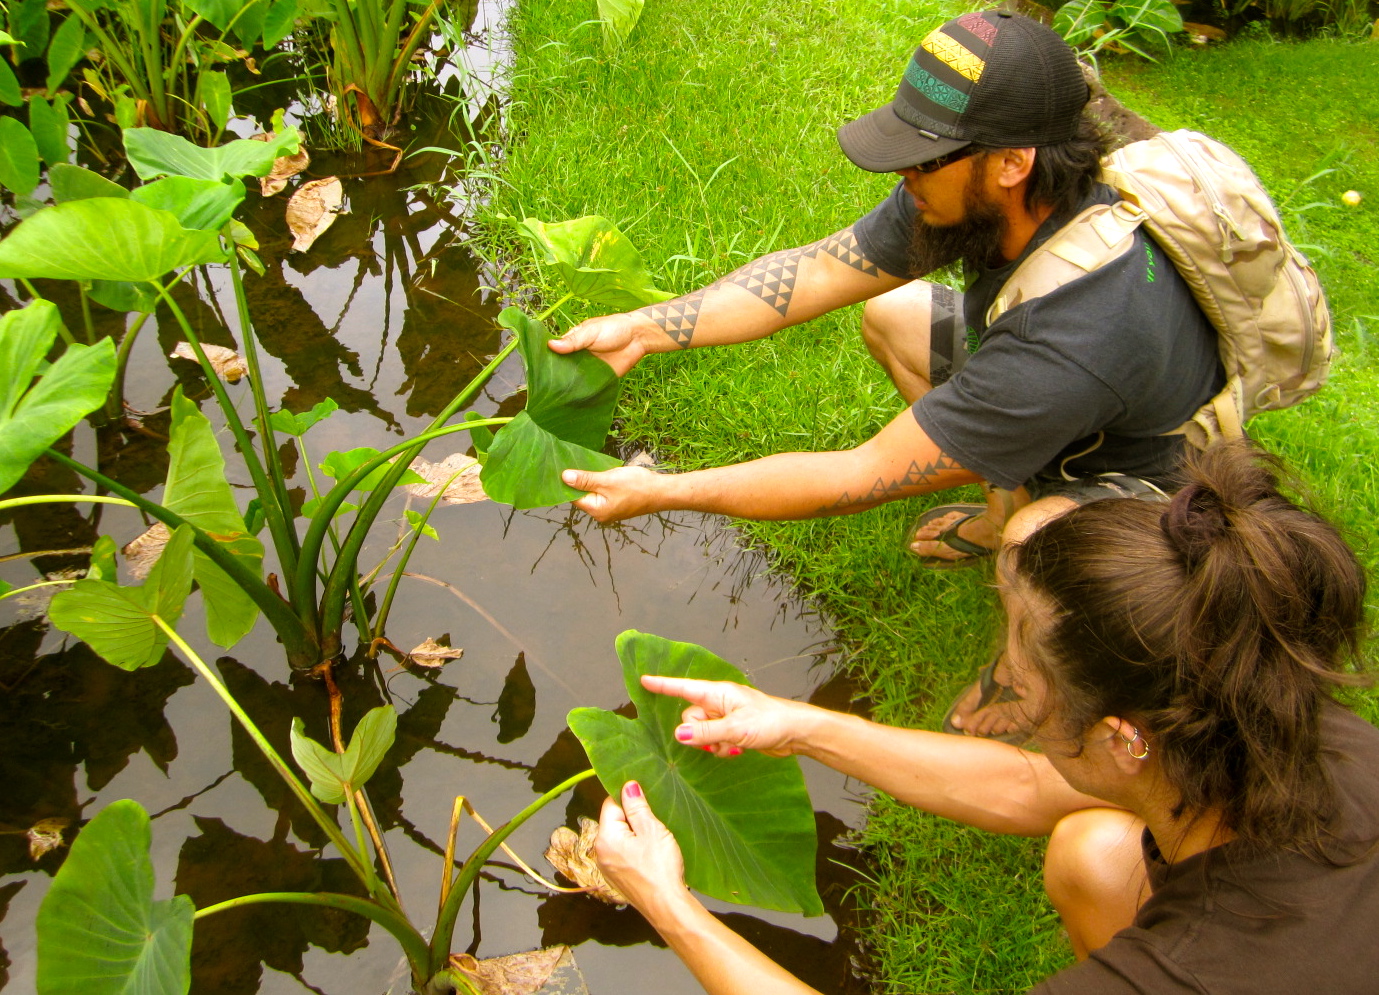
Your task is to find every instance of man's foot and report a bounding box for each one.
[908,503,1000,567]
[942,654,1031,745]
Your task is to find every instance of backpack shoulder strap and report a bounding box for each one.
[985,199,1146,328]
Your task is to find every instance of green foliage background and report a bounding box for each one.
[483,2,1379,990]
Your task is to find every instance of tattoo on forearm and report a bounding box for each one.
[639,288,707,348]
[818,452,963,514]
[638,228,882,348]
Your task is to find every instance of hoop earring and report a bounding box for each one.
[1124,728,1150,761]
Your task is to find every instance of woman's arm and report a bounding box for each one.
[651,676,1116,836]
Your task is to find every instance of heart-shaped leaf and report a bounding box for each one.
[0,116,40,196]
[290,705,397,804]
[130,175,245,231]
[28,94,72,167]
[320,447,427,492]
[0,198,229,281]
[0,300,116,494]
[568,630,822,915]
[124,127,301,181]
[35,799,193,995]
[269,397,338,436]
[48,524,195,670]
[163,389,263,648]
[480,307,623,509]
[505,215,674,309]
[49,163,129,203]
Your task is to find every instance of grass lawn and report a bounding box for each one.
[479,3,1379,991]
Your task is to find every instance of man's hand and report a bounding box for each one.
[644,675,818,758]
[561,465,666,523]
[595,782,689,913]
[549,312,658,376]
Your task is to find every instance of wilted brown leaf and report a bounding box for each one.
[545,817,627,905]
[122,522,171,580]
[253,132,311,197]
[1182,21,1227,42]
[286,176,343,253]
[169,342,248,382]
[408,637,464,668]
[28,817,69,861]
[405,454,488,505]
[448,946,571,995]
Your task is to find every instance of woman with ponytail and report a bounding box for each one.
[593,440,1379,993]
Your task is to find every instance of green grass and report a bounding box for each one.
[480,6,1379,991]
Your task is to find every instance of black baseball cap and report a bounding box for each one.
[837,11,1089,173]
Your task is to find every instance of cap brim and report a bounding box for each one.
[837,104,968,173]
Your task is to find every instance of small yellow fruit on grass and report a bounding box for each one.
[1342,190,1363,207]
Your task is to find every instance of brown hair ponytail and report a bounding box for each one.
[1011,440,1369,854]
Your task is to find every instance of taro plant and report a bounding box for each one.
[33,603,824,992]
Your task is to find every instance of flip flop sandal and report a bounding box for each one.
[906,503,997,570]
[941,655,1031,747]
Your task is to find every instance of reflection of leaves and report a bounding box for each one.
[568,631,822,915]
[545,817,626,904]
[495,652,536,744]
[175,816,370,995]
[0,880,25,987]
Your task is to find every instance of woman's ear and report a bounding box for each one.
[1099,716,1153,776]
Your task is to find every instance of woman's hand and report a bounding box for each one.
[644,675,819,758]
[595,781,689,914]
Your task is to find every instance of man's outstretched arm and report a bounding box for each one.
[562,407,980,523]
[548,225,908,374]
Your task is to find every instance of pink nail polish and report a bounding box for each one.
[675,725,693,742]
[728,747,742,757]
[701,745,714,752]
[625,782,642,799]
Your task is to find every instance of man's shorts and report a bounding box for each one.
[1025,471,1171,506]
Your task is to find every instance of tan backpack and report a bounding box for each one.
[985,129,1333,449]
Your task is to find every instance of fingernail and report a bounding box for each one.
[728,747,742,757]
[561,470,578,484]
[675,725,693,742]
[625,782,642,799]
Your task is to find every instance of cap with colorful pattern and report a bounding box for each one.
[837,11,1089,173]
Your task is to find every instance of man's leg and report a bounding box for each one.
[861,282,1019,561]
[1044,808,1150,959]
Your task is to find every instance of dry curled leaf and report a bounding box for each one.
[286,176,343,253]
[408,637,464,668]
[122,522,171,580]
[28,817,69,861]
[169,342,248,382]
[545,817,627,905]
[406,454,488,505]
[625,450,658,469]
[252,132,311,197]
[448,946,572,995]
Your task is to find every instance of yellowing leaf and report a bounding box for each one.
[28,817,69,861]
[406,453,488,505]
[544,817,627,905]
[408,636,463,668]
[286,176,343,253]
[447,946,574,995]
[169,342,248,382]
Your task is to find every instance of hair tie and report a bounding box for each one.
[1160,483,1227,569]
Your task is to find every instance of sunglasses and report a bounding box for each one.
[913,145,981,174]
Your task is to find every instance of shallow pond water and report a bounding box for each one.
[0,6,875,990]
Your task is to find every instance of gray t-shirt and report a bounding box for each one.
[854,181,1223,490]
[1031,704,1379,994]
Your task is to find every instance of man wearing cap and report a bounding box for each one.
[551,11,1221,737]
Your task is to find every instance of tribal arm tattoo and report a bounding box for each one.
[816,451,965,515]
[634,228,883,350]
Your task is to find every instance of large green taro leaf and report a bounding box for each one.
[0,198,229,281]
[0,300,116,494]
[480,307,622,509]
[48,524,195,670]
[506,215,674,310]
[36,799,193,995]
[163,389,263,648]
[123,127,301,181]
[0,116,40,196]
[49,163,130,203]
[130,175,245,232]
[596,0,645,51]
[568,630,823,916]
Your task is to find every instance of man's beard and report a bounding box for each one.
[906,169,1010,278]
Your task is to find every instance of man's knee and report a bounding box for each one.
[1001,495,1077,547]
[861,281,934,355]
[1044,808,1145,911]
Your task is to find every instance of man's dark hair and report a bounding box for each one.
[1017,113,1112,218]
